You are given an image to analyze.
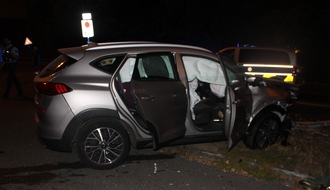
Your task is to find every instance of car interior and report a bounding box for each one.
[115,54,228,132]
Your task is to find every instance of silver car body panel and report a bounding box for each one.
[35,94,75,140]
[34,41,296,153]
[248,85,289,124]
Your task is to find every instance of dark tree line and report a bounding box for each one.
[4,0,329,82]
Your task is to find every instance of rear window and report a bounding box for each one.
[90,55,125,74]
[133,53,177,81]
[38,54,76,78]
[239,49,291,64]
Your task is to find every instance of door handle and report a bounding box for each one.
[141,96,155,101]
[233,99,242,104]
[234,87,241,91]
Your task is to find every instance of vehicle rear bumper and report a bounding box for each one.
[37,132,72,152]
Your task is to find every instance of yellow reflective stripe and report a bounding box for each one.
[284,75,294,82]
[262,74,276,78]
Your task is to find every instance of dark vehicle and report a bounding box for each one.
[34,42,297,170]
[219,46,304,85]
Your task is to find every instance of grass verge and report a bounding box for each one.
[160,121,330,189]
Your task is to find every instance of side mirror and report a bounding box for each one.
[231,79,240,85]
[246,76,263,86]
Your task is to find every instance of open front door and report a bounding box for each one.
[225,87,235,149]
[221,55,253,150]
[131,53,187,149]
[226,86,250,150]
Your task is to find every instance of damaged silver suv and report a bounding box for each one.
[34,42,297,170]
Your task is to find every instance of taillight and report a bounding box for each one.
[35,82,72,95]
[292,67,299,76]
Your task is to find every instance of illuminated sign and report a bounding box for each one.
[81,13,94,38]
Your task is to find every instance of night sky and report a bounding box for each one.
[1,0,330,83]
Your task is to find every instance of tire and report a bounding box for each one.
[76,118,130,170]
[244,113,281,149]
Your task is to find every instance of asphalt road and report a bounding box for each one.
[0,62,298,189]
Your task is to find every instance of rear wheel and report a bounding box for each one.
[76,118,130,170]
[245,113,281,149]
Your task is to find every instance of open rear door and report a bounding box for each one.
[130,53,188,149]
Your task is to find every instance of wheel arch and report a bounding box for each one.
[244,105,287,149]
[61,108,135,152]
[248,104,287,130]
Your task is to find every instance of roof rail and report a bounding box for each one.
[85,41,212,53]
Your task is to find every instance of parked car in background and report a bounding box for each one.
[219,46,304,85]
[34,41,297,170]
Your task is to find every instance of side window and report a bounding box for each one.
[220,55,245,86]
[221,49,235,60]
[225,66,241,86]
[116,57,137,109]
[119,58,136,83]
[181,55,226,85]
[91,55,125,74]
[133,53,177,81]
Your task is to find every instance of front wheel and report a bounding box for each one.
[244,113,281,149]
[76,118,130,170]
